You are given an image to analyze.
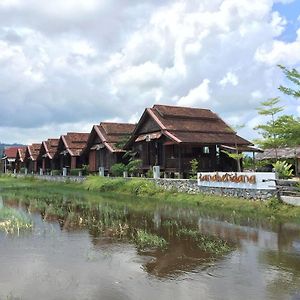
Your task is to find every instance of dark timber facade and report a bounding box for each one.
[125,104,254,178]
[37,138,59,173]
[24,144,41,173]
[53,132,89,173]
[85,122,136,174]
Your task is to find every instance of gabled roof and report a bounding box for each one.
[87,122,136,153]
[256,147,300,160]
[16,147,27,162]
[3,147,19,159]
[41,138,59,159]
[59,132,89,156]
[25,143,42,161]
[126,104,252,147]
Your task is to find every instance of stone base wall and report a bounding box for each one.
[15,174,86,183]
[14,175,276,200]
[147,178,276,200]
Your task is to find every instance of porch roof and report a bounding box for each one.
[256,147,300,160]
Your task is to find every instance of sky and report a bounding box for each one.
[0,0,300,145]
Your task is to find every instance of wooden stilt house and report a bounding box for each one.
[1,147,19,173]
[125,104,257,177]
[37,138,59,174]
[84,122,136,174]
[53,132,89,174]
[15,147,27,173]
[24,144,41,174]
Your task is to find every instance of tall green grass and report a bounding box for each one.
[0,207,32,234]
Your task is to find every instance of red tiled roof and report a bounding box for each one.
[4,147,19,158]
[93,122,136,152]
[61,132,89,156]
[26,143,41,161]
[16,147,27,162]
[127,104,252,146]
[43,138,59,159]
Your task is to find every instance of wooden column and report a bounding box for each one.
[89,150,96,172]
[178,144,182,178]
[71,156,77,169]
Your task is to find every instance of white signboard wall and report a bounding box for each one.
[197,172,276,190]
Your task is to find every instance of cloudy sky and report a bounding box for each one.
[0,0,300,144]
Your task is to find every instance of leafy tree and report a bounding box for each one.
[221,150,244,172]
[273,115,300,147]
[278,65,300,98]
[254,97,284,159]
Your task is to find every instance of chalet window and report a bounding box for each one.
[203,146,210,154]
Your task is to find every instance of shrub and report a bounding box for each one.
[82,164,89,176]
[272,160,294,179]
[70,168,83,176]
[20,167,26,174]
[126,159,142,176]
[52,170,61,176]
[189,159,199,179]
[146,168,153,178]
[110,163,126,177]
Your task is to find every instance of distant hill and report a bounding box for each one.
[0,143,25,158]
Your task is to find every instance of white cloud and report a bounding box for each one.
[0,0,299,143]
[219,72,239,87]
[255,29,300,65]
[177,79,210,107]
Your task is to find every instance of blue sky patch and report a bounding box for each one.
[273,1,300,42]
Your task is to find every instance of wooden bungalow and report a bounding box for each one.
[53,132,89,173]
[15,147,27,173]
[37,138,59,174]
[24,144,41,173]
[125,104,257,177]
[1,147,19,173]
[85,122,136,174]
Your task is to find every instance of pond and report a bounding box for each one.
[0,191,300,300]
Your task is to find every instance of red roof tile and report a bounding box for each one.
[4,147,19,158]
[61,132,89,156]
[93,122,136,152]
[127,104,252,146]
[43,138,59,159]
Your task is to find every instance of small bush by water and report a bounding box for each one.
[0,207,32,234]
[134,230,168,249]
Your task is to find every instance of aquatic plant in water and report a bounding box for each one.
[0,207,32,235]
[134,230,168,249]
[176,228,232,255]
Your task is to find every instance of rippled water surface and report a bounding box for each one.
[0,192,300,300]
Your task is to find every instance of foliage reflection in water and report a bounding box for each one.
[0,190,300,299]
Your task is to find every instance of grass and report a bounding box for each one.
[0,207,32,234]
[176,228,232,255]
[1,175,300,224]
[134,230,168,250]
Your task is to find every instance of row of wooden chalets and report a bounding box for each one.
[1,104,261,178]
